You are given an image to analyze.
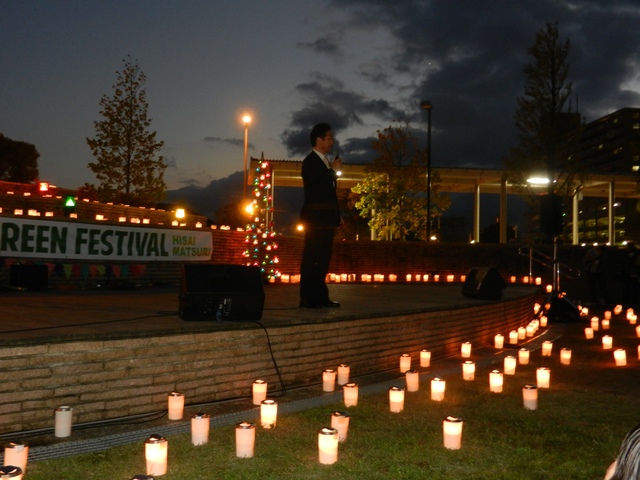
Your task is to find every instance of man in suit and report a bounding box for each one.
[299,123,342,308]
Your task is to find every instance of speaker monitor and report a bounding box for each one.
[462,267,507,300]
[179,264,265,321]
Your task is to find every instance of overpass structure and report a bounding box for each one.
[250,158,640,244]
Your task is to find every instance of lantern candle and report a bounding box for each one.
[517,327,526,340]
[462,361,475,381]
[447,274,454,282]
[54,406,73,438]
[591,317,600,331]
[541,341,553,357]
[638,345,640,360]
[420,349,431,368]
[323,369,337,392]
[405,370,420,392]
[489,370,503,393]
[627,308,635,321]
[614,349,627,366]
[406,274,412,282]
[389,386,405,413]
[509,330,518,345]
[522,384,538,410]
[235,422,256,458]
[526,325,535,337]
[0,466,21,479]
[604,310,612,320]
[337,364,350,385]
[252,379,267,406]
[167,392,184,420]
[518,348,530,365]
[399,354,412,373]
[602,335,613,350]
[331,411,350,442]
[614,304,623,315]
[461,342,472,358]
[504,356,516,375]
[442,416,464,450]
[191,413,210,446]
[343,383,359,407]
[318,427,339,464]
[145,434,168,476]
[260,399,278,429]
[630,314,637,325]
[535,277,542,285]
[494,334,504,349]
[584,327,594,339]
[560,348,572,365]
[540,315,548,327]
[431,377,446,401]
[602,319,610,330]
[510,275,517,283]
[536,367,551,388]
[434,274,440,282]
[636,325,640,337]
[545,284,552,293]
[4,442,28,475]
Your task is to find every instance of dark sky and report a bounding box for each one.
[2,0,639,192]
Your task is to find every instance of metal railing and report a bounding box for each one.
[518,246,581,292]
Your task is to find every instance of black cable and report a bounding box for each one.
[247,319,288,397]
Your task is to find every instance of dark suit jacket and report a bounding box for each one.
[300,151,340,228]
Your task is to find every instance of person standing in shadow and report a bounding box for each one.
[299,123,342,309]
[584,244,612,307]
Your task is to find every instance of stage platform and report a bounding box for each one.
[0,282,539,345]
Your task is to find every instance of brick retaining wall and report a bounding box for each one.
[0,291,535,433]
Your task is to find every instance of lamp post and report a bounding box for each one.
[420,100,433,240]
[242,114,251,199]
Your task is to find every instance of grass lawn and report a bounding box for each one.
[18,315,640,479]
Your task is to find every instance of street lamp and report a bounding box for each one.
[420,100,433,240]
[242,114,252,199]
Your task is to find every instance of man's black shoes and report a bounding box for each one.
[320,300,340,308]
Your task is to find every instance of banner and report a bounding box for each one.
[0,218,213,261]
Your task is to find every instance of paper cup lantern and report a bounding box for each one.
[494,334,504,349]
[517,327,526,340]
[541,341,553,357]
[54,406,73,438]
[602,319,610,330]
[0,466,21,479]
[536,367,551,388]
[442,416,463,450]
[3,442,28,475]
[252,380,267,405]
[584,327,594,339]
[509,330,518,345]
[145,434,168,476]
[591,317,600,331]
[431,377,446,401]
[462,361,475,381]
[504,356,516,375]
[191,413,210,446]
[337,364,350,385]
[405,370,420,392]
[331,411,350,442]
[518,348,530,365]
[489,370,503,393]
[540,315,548,327]
[602,335,613,350]
[322,369,337,392]
[461,342,472,358]
[167,392,184,421]
[235,422,256,458]
[420,349,431,368]
[522,384,538,410]
[399,354,412,373]
[389,386,405,413]
[260,399,278,429]
[560,348,572,365]
[343,383,359,407]
[318,427,339,464]
[614,349,627,366]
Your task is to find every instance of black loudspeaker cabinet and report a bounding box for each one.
[10,263,48,290]
[461,267,507,300]
[179,264,265,321]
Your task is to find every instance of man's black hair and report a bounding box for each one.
[310,123,332,147]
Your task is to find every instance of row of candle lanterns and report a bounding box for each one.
[274,273,550,285]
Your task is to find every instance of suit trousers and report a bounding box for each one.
[300,225,335,303]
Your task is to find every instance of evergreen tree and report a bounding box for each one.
[0,133,39,183]
[352,122,449,241]
[87,57,166,205]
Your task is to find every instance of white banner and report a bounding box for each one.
[0,218,213,261]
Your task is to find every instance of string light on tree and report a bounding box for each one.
[243,155,280,280]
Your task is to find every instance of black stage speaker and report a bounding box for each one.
[10,264,48,290]
[461,267,507,300]
[547,293,580,323]
[179,264,265,321]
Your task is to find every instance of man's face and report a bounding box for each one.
[315,131,334,154]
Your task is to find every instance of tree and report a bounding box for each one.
[351,122,450,241]
[504,22,586,205]
[87,57,166,205]
[0,133,39,183]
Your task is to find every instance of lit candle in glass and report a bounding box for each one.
[614,349,627,366]
[343,383,359,407]
[191,413,210,446]
[517,327,526,340]
[542,340,553,357]
[260,399,278,429]
[145,434,168,476]
[584,327,594,339]
[536,367,551,388]
[442,416,463,450]
[522,384,538,410]
[252,379,267,406]
[54,406,73,438]
[331,411,350,442]
[494,334,504,349]
[337,364,350,385]
[489,370,503,393]
[461,342,472,358]
[602,335,613,350]
[3,442,28,475]
[405,370,420,392]
[389,386,405,413]
[509,330,518,344]
[420,349,431,368]
[560,348,572,365]
[167,392,184,420]
[431,377,446,401]
[504,356,516,375]
[462,361,475,381]
[399,354,412,373]
[518,348,530,365]
[235,422,256,458]
[323,368,337,392]
[318,427,339,464]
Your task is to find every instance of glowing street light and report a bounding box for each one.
[242,114,252,199]
[420,100,433,240]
